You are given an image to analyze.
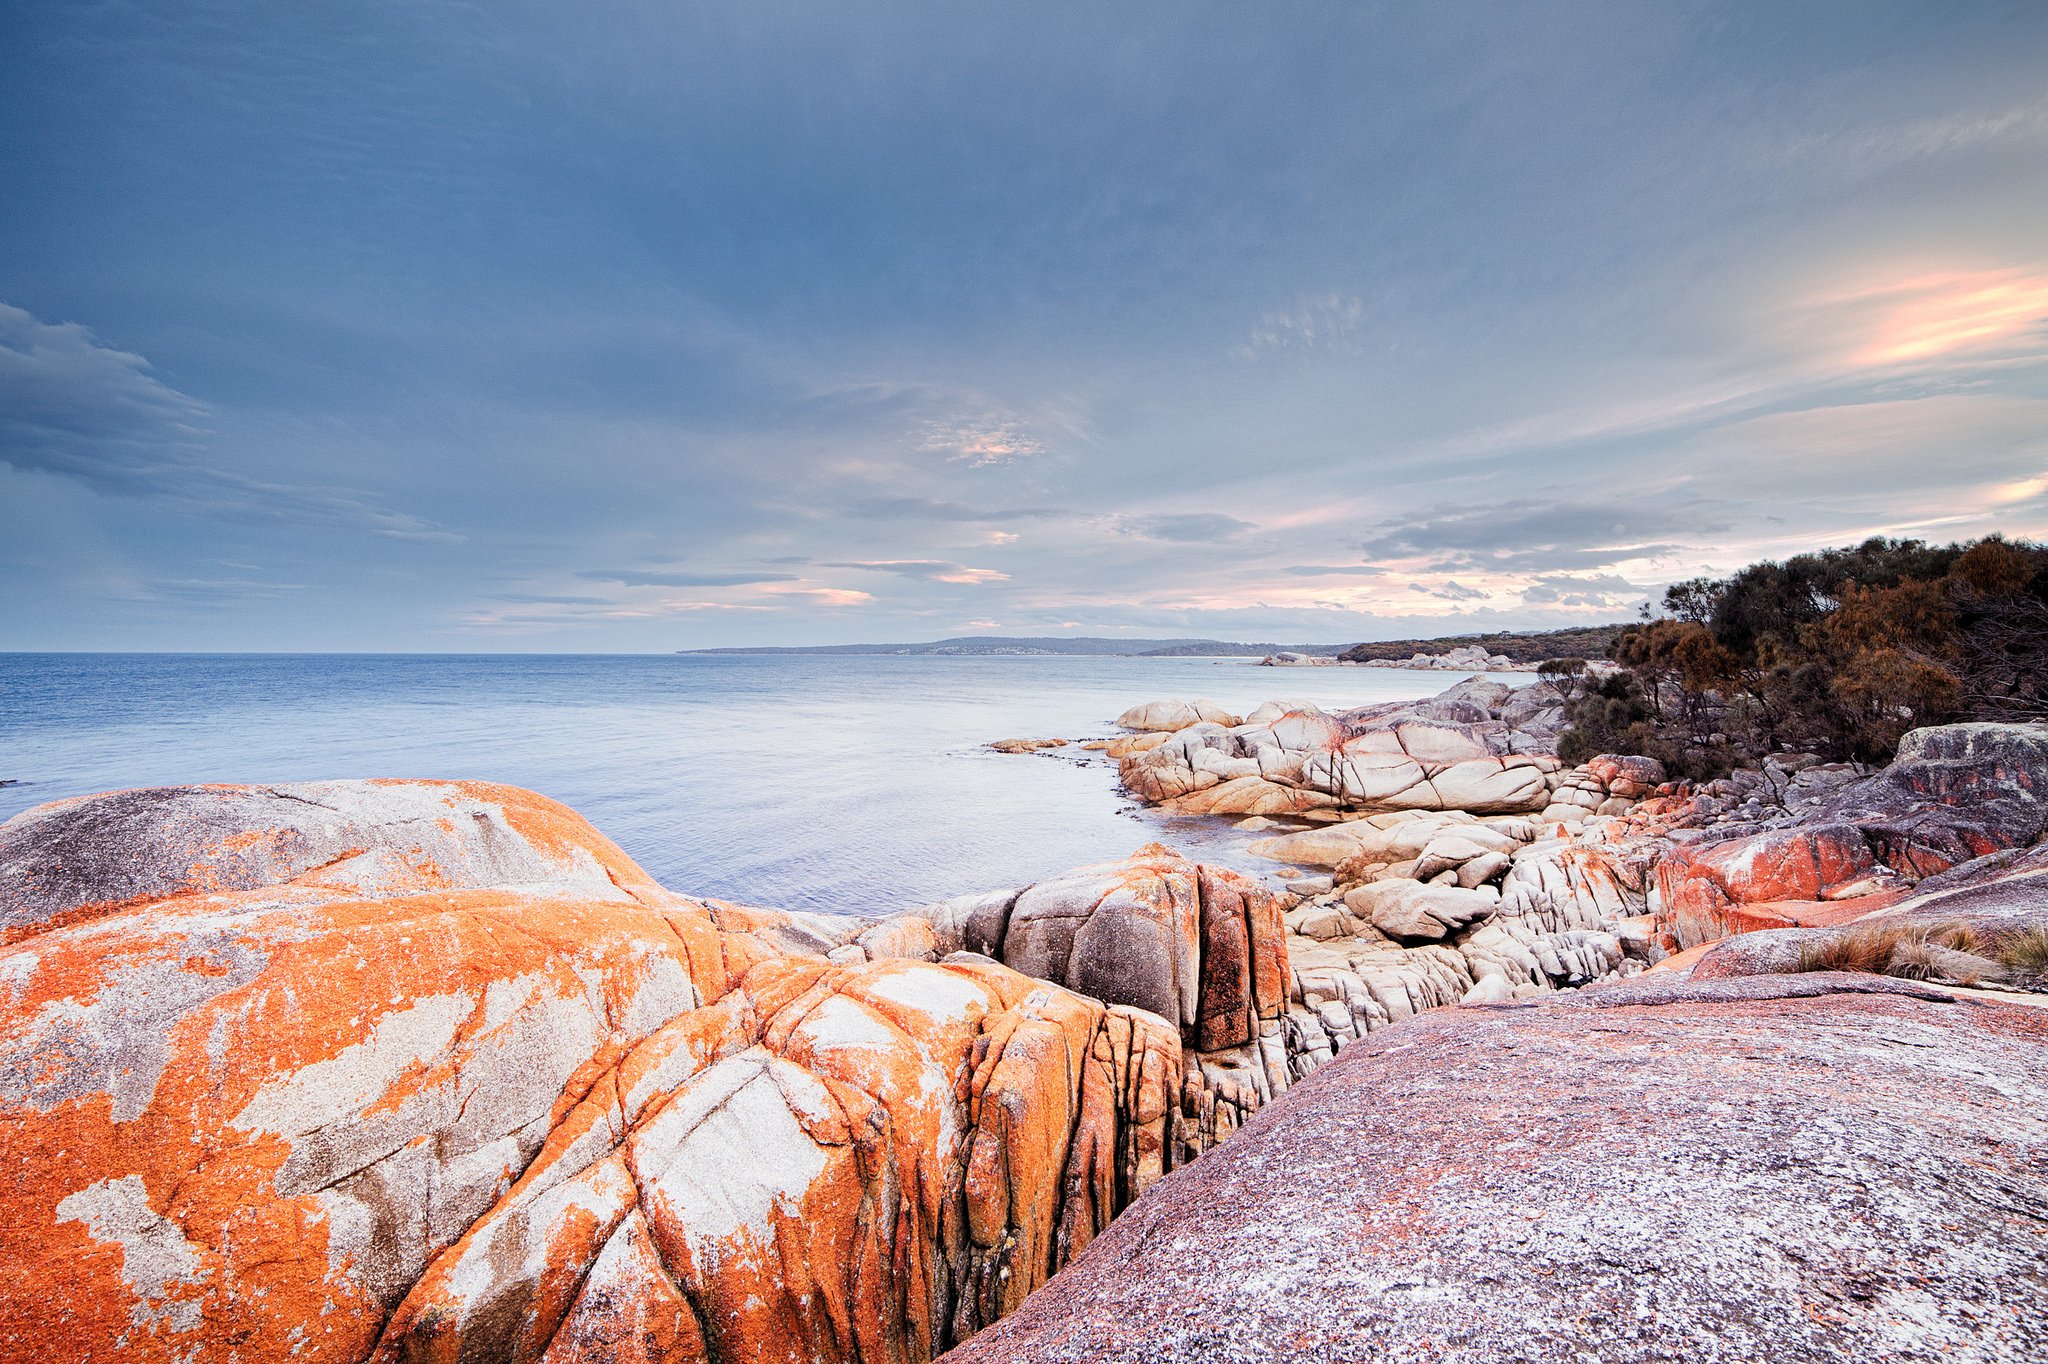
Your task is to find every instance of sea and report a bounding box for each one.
[0,653,1506,915]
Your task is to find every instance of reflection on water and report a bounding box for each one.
[0,653,1497,914]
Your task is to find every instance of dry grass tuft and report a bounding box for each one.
[1796,922,1982,980]
[1992,926,2048,985]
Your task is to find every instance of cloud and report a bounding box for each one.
[846,496,1068,522]
[1356,499,1714,573]
[0,301,210,489]
[577,568,800,587]
[919,418,1045,465]
[825,559,1009,584]
[1282,564,1387,577]
[1242,294,1362,356]
[1785,268,2048,372]
[1519,572,1646,608]
[1408,579,1487,601]
[1116,512,1256,542]
[0,301,463,541]
[489,592,619,606]
[145,577,306,603]
[763,587,876,606]
[1528,572,1639,594]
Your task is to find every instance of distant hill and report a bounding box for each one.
[1340,624,1629,664]
[678,636,1350,657]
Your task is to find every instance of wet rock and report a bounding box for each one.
[1113,700,1242,733]
[987,737,1068,753]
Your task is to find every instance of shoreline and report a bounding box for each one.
[2,674,2044,1362]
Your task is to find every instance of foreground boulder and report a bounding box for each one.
[0,782,1257,1364]
[943,974,2048,1364]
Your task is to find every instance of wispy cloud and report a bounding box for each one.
[1241,293,1362,356]
[1356,498,1712,575]
[577,568,800,587]
[1794,268,2048,369]
[846,496,1068,522]
[919,417,1045,465]
[825,559,1009,584]
[1408,579,1487,602]
[0,301,209,486]
[0,301,462,542]
[1116,512,1256,542]
[488,592,619,606]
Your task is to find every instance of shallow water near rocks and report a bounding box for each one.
[0,653,1517,915]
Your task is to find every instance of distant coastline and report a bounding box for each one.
[676,635,1352,657]
[677,625,1629,659]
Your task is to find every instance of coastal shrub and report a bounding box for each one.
[1341,624,1626,664]
[1560,534,2048,774]
[1534,657,1590,705]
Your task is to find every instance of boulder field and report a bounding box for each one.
[1103,681,2048,1022]
[1111,677,1567,818]
[0,782,1290,1364]
[5,697,2047,1364]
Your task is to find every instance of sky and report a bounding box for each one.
[3,1,2047,651]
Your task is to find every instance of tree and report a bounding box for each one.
[1557,533,2044,776]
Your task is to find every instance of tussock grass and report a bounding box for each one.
[1992,926,2048,985]
[1796,922,1982,981]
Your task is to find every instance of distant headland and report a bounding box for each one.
[677,624,1629,659]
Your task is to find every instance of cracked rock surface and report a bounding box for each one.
[0,781,1247,1364]
[942,976,2048,1364]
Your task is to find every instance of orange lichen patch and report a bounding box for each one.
[1644,940,1718,975]
[1,872,731,1363]
[1720,892,1914,936]
[432,780,668,899]
[1656,824,1886,947]
[2,782,1232,1364]
[539,1208,710,1363]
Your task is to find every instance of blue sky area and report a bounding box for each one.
[4,1,2046,649]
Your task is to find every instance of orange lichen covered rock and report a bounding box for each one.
[0,782,1203,1364]
[903,845,1294,1151]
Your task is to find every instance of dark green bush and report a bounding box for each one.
[1559,534,2047,774]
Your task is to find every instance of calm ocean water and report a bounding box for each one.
[0,653,1494,915]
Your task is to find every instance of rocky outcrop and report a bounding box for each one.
[986,737,1067,753]
[1356,643,1524,671]
[902,847,1293,1154]
[942,974,2048,1364]
[1112,699,1241,732]
[1651,723,2048,948]
[1115,681,1570,820]
[0,782,1252,1364]
[1682,840,2048,989]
